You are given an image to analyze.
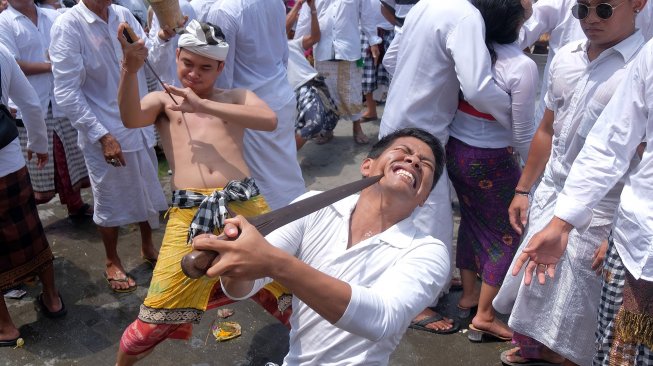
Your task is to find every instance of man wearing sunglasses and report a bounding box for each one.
[493,0,648,365]
[517,0,652,127]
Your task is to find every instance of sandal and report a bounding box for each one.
[500,347,562,365]
[68,203,93,219]
[103,271,137,293]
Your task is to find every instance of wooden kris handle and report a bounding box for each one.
[181,232,233,279]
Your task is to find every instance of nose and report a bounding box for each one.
[404,154,422,169]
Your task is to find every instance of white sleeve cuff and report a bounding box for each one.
[554,194,594,233]
[220,277,270,301]
[334,285,383,341]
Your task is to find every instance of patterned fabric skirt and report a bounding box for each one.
[18,106,89,204]
[295,76,339,139]
[121,190,292,355]
[360,28,395,93]
[314,60,364,121]
[0,166,54,291]
[594,238,653,366]
[445,137,521,287]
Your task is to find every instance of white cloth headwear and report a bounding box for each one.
[178,20,229,61]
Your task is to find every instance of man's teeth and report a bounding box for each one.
[396,169,415,184]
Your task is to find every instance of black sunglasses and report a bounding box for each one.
[571,1,625,20]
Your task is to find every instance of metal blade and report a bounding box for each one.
[180,175,382,278]
[249,174,382,235]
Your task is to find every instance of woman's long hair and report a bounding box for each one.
[471,0,525,63]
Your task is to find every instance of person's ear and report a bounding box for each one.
[633,0,647,13]
[217,61,225,73]
[176,48,181,61]
[360,158,374,177]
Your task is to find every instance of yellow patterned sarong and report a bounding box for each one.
[139,188,289,324]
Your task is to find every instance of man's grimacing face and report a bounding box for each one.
[363,136,436,206]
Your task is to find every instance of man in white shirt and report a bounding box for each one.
[49,0,179,292]
[518,0,653,124]
[512,38,653,365]
[378,0,512,333]
[0,0,92,219]
[294,0,382,144]
[206,0,306,210]
[0,43,66,348]
[193,127,450,366]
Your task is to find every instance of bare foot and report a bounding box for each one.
[353,122,369,145]
[105,263,136,292]
[457,290,480,310]
[41,291,64,313]
[412,308,454,332]
[471,316,513,340]
[503,346,565,364]
[140,248,159,264]
[0,327,20,343]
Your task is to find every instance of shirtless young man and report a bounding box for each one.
[114,20,290,365]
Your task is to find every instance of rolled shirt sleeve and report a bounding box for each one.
[554,50,649,232]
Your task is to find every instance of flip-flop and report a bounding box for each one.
[37,293,67,318]
[360,116,378,122]
[142,256,158,268]
[409,313,460,335]
[467,324,512,342]
[103,272,137,293]
[500,348,562,365]
[0,337,21,348]
[68,203,93,219]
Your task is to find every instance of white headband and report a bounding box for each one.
[178,20,229,61]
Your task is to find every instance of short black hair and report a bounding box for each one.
[368,128,445,190]
[472,0,525,62]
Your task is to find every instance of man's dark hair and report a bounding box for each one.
[472,0,525,62]
[367,128,445,190]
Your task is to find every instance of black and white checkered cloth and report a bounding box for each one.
[171,177,260,244]
[360,29,395,94]
[594,236,653,365]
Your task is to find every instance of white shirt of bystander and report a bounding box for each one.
[554,39,653,282]
[223,192,450,366]
[0,44,47,176]
[0,4,61,118]
[294,0,382,62]
[49,1,174,151]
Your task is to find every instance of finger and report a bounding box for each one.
[536,263,547,285]
[520,208,528,231]
[591,248,600,271]
[546,264,556,280]
[167,103,181,111]
[38,156,47,169]
[222,222,240,238]
[512,251,530,276]
[117,151,126,166]
[165,83,186,97]
[509,208,523,235]
[27,150,33,161]
[192,234,232,253]
[205,256,228,278]
[117,23,128,46]
[523,260,536,286]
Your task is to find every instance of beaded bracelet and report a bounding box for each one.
[514,189,530,197]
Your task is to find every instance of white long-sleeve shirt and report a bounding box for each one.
[542,33,644,228]
[0,4,61,118]
[379,0,511,143]
[449,42,538,161]
[554,39,653,281]
[0,44,47,177]
[519,0,653,124]
[294,0,382,62]
[49,1,174,151]
[223,192,449,366]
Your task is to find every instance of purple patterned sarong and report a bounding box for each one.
[446,137,521,287]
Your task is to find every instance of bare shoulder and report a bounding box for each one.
[211,88,249,105]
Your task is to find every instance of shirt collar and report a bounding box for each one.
[332,194,417,249]
[78,0,115,24]
[575,30,644,63]
[5,3,41,20]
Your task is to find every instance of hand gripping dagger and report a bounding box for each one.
[181,175,383,279]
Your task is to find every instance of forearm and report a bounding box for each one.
[118,68,150,128]
[380,3,399,26]
[286,0,302,34]
[197,99,276,131]
[17,60,52,76]
[516,110,554,191]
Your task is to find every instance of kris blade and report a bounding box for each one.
[181,174,383,278]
